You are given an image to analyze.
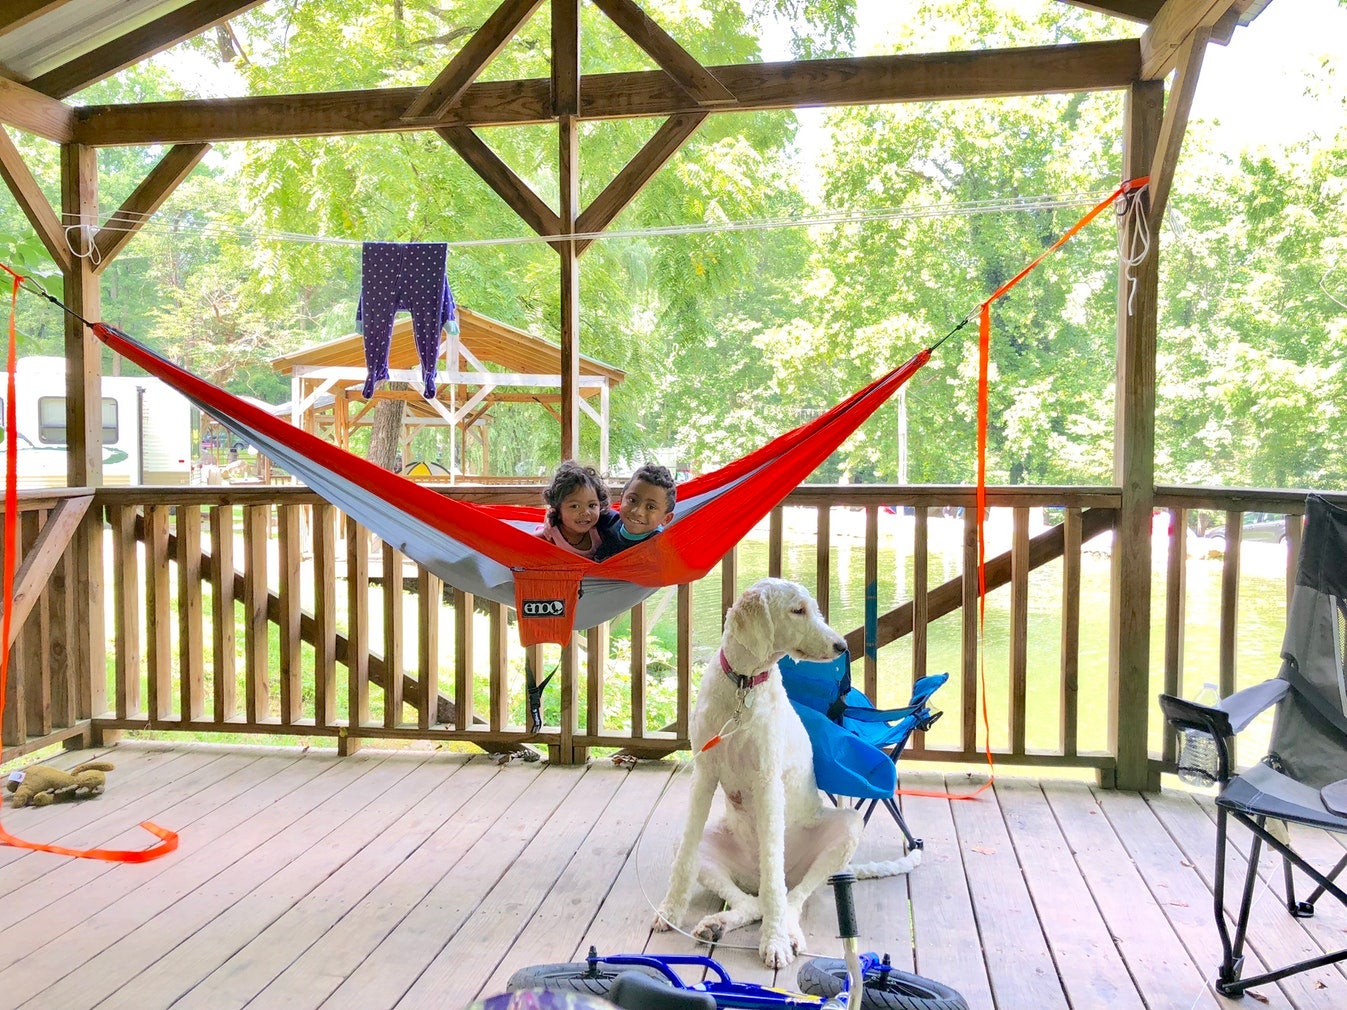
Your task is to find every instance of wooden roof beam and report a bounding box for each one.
[592,0,735,106]
[27,0,265,100]
[402,0,546,121]
[1147,26,1207,225]
[575,111,706,254]
[1140,0,1236,79]
[435,126,561,239]
[93,143,210,270]
[0,124,71,270]
[75,39,1140,146]
[1055,1,1165,24]
[0,1,76,38]
[0,74,73,142]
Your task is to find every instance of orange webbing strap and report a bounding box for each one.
[0,263,178,863]
[898,177,1150,803]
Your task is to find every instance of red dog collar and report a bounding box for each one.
[719,650,770,690]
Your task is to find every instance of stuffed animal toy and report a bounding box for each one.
[6,761,114,807]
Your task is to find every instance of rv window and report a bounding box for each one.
[37,396,119,444]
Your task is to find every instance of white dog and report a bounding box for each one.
[653,578,919,968]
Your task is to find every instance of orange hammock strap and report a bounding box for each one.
[0,263,178,863]
[905,177,1149,804]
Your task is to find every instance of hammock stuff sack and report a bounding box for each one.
[91,322,930,646]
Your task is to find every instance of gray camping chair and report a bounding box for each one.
[1159,493,1347,998]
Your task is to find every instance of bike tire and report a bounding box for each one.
[796,958,969,1010]
[506,960,673,997]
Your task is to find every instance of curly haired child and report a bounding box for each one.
[536,461,621,558]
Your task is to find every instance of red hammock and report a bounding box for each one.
[92,322,930,646]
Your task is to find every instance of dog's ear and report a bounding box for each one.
[726,587,774,659]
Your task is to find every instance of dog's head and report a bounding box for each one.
[723,578,846,670]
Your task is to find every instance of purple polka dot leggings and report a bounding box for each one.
[357,242,458,399]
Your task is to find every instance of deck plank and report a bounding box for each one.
[997,779,1146,1009]
[0,748,247,925]
[5,751,349,1009]
[0,743,1337,1010]
[902,774,996,1010]
[949,775,1068,1010]
[1040,779,1219,1010]
[1147,787,1347,1003]
[479,762,677,997]
[0,745,199,873]
[392,764,631,1009]
[1099,788,1303,1010]
[92,754,494,1010]
[314,761,569,1010]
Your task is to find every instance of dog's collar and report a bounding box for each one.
[719,650,770,690]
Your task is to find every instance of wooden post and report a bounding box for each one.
[555,1,581,464]
[60,142,108,735]
[1108,79,1163,792]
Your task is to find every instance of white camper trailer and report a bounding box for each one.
[0,356,196,487]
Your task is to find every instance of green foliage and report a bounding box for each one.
[1,0,1344,492]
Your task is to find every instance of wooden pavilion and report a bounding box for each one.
[0,3,1294,785]
[268,308,626,480]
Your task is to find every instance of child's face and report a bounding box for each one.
[557,485,604,537]
[618,479,673,537]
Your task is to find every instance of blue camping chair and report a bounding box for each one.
[779,651,947,851]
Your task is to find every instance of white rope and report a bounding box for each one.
[1117,185,1151,316]
[59,189,1125,253]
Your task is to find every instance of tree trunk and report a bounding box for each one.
[367,383,409,471]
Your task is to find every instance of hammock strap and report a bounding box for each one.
[0,262,178,863]
[900,176,1150,803]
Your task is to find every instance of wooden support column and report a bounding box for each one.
[554,1,582,465]
[60,141,108,733]
[1108,79,1163,793]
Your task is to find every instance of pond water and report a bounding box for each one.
[618,510,1291,759]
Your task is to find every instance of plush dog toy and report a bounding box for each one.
[6,761,114,807]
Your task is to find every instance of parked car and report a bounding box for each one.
[1204,512,1291,552]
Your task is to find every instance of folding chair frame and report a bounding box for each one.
[1212,804,1347,996]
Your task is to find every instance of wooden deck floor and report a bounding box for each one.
[2,743,1345,1010]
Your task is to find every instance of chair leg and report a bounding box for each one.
[1299,849,1347,914]
[1212,805,1247,996]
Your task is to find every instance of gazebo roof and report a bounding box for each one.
[269,307,626,394]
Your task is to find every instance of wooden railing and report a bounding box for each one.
[0,488,96,758]
[2,483,1322,786]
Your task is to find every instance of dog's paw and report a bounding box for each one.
[759,930,797,969]
[691,915,726,944]
[651,908,676,932]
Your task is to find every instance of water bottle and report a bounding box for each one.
[1178,728,1219,786]
[1177,683,1221,787]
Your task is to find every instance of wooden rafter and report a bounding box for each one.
[1056,0,1165,22]
[1147,27,1207,225]
[93,143,210,270]
[75,39,1141,147]
[0,1,73,37]
[27,0,265,100]
[575,111,706,254]
[5,494,93,650]
[552,0,580,117]
[0,124,71,270]
[435,126,561,239]
[1139,0,1236,79]
[0,74,73,142]
[402,0,546,121]
[592,0,735,106]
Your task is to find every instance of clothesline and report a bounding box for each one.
[53,189,1125,255]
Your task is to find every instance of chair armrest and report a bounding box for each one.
[1217,679,1290,733]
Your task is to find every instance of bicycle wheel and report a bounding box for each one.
[796,957,969,1010]
[507,960,672,997]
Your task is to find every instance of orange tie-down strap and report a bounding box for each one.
[0,264,178,863]
[900,177,1151,805]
